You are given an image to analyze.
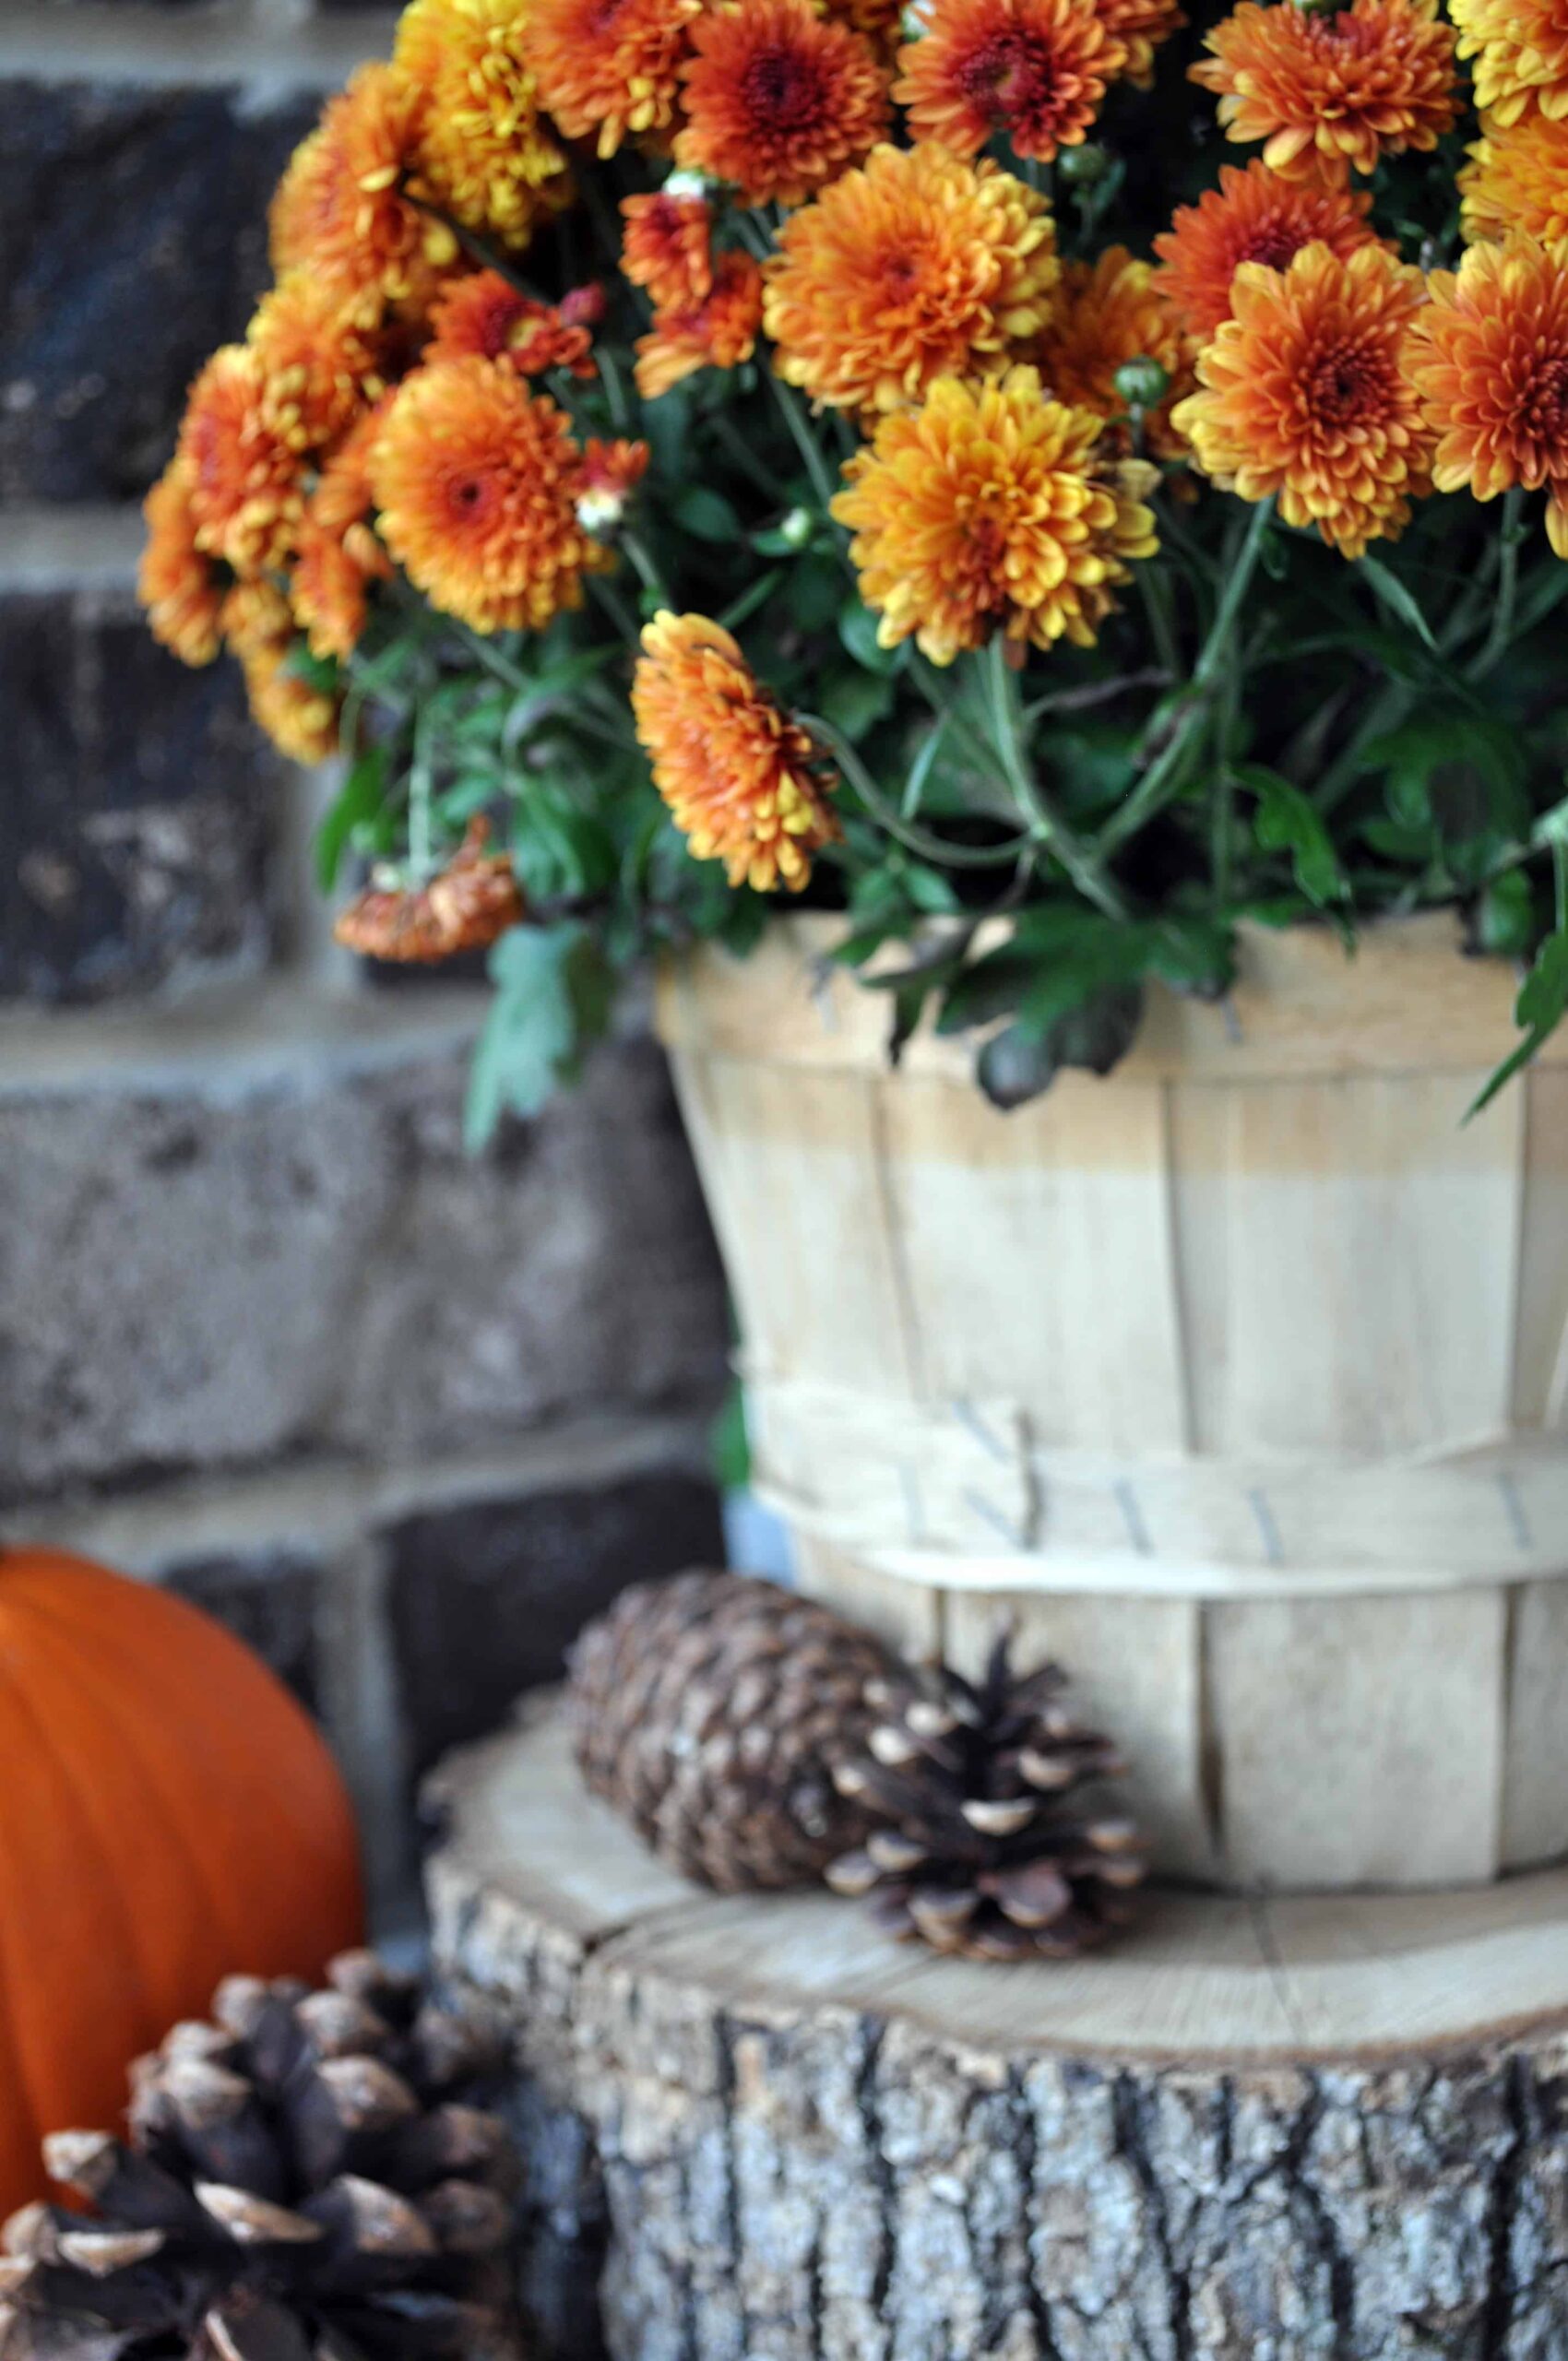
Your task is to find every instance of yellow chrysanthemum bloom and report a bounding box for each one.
[222,583,340,765]
[1462,113,1568,249]
[246,273,384,456]
[632,613,842,893]
[176,345,305,577]
[139,458,225,668]
[831,366,1159,664]
[1449,0,1568,125]
[764,142,1060,416]
[394,0,571,249]
[269,65,455,315]
[1172,240,1432,558]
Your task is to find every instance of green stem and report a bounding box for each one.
[1099,496,1276,858]
[588,573,645,650]
[799,710,1037,870]
[981,635,1130,919]
[1469,488,1526,682]
[766,371,841,513]
[1556,839,1567,936]
[707,409,792,502]
[1136,564,1182,679]
[620,528,670,604]
[596,346,631,433]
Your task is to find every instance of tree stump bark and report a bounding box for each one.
[428,1697,1568,2361]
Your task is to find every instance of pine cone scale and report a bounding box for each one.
[3,1959,524,2361]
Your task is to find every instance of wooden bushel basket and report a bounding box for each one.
[659,912,1568,1893]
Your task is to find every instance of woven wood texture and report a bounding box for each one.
[659,916,1568,1890]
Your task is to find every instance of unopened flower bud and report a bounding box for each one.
[1113,355,1171,411]
[899,0,932,36]
[576,487,628,536]
[559,281,606,328]
[663,170,712,204]
[778,505,815,549]
[1058,141,1110,185]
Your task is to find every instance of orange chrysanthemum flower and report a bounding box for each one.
[1094,0,1183,87]
[522,0,701,153]
[1033,246,1192,457]
[269,66,456,314]
[765,144,1059,416]
[246,273,385,456]
[832,366,1159,662]
[1408,234,1568,560]
[1450,0,1568,126]
[1191,0,1459,183]
[427,272,597,379]
[244,645,342,764]
[895,0,1124,165]
[674,0,891,207]
[139,459,225,668]
[1171,242,1432,557]
[394,0,570,250]
[290,409,393,663]
[222,583,340,765]
[336,821,526,961]
[632,612,841,893]
[1153,160,1384,344]
[369,358,608,634]
[176,345,306,575]
[1462,114,1568,250]
[621,189,715,310]
[634,250,765,397]
[824,0,904,61]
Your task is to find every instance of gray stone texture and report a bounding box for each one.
[0,588,281,1001]
[386,1471,726,1781]
[162,1545,323,1705]
[0,1037,728,1502]
[0,79,316,504]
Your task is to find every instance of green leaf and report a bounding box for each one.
[1469,927,1568,1117]
[1357,555,1438,652]
[837,596,901,674]
[464,921,613,1149]
[674,485,743,543]
[1241,765,1348,907]
[710,1382,751,1490]
[786,557,841,633]
[976,986,1144,1109]
[818,666,896,742]
[315,744,388,891]
[1472,870,1536,958]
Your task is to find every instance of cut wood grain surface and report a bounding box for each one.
[431,1702,1568,2361]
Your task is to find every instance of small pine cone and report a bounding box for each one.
[826,1631,1148,1963]
[568,1570,897,1892]
[0,1952,523,2361]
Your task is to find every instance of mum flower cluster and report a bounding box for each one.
[141,0,1568,1115]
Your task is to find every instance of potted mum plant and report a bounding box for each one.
[142,0,1568,1892]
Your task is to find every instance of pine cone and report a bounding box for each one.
[826,1632,1148,1962]
[0,1952,523,2361]
[568,1570,897,1892]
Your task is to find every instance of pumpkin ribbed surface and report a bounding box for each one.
[0,1548,364,2217]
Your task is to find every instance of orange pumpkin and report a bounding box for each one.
[0,1547,364,2215]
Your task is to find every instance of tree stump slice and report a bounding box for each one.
[427,1697,1568,2361]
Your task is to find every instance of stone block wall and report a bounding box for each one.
[0,2,731,1928]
